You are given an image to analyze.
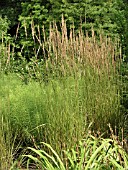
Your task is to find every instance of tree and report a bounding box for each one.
[17,0,126,60]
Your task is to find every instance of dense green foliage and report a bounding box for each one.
[0,16,10,40]
[18,0,126,59]
[24,136,128,169]
[1,0,128,58]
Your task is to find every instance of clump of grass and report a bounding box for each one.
[0,16,124,168]
[23,133,128,170]
[0,108,21,170]
[0,74,27,170]
[0,71,121,155]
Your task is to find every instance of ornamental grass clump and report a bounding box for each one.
[12,16,122,134]
[0,17,125,169]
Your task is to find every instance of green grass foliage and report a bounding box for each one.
[0,68,121,154]
[24,134,128,170]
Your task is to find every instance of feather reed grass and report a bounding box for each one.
[0,16,126,169]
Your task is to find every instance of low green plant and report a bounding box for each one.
[23,134,128,170]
